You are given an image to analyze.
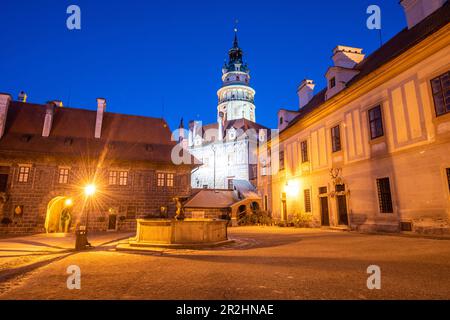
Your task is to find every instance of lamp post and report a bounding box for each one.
[84,184,96,230]
[75,184,96,250]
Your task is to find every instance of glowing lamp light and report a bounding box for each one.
[64,198,73,207]
[285,180,300,198]
[84,184,96,197]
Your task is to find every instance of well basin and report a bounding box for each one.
[123,218,231,249]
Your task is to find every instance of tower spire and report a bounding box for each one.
[233,19,239,48]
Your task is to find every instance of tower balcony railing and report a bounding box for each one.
[218,97,254,104]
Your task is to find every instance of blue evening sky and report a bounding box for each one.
[0,0,406,131]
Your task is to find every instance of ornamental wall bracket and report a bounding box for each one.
[329,167,344,186]
[328,190,351,198]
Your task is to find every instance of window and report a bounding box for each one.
[279,117,283,125]
[446,168,450,192]
[18,166,30,183]
[377,178,393,213]
[331,125,342,152]
[368,105,384,139]
[157,173,165,187]
[228,154,234,166]
[279,150,285,171]
[431,71,450,116]
[301,140,308,163]
[304,189,311,213]
[0,173,8,192]
[319,186,327,195]
[166,173,174,187]
[329,77,336,89]
[109,171,117,185]
[126,206,136,219]
[264,195,268,211]
[58,168,69,184]
[118,171,128,186]
[109,171,128,186]
[228,179,234,190]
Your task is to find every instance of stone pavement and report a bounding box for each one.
[0,226,449,299]
[0,232,133,274]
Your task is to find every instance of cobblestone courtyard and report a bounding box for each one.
[1,227,449,299]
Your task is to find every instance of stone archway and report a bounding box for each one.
[238,205,247,220]
[250,201,260,213]
[44,196,73,233]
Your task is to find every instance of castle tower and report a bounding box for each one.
[217,29,256,122]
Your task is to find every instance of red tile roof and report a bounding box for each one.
[283,2,450,132]
[0,101,197,165]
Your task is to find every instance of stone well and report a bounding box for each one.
[117,218,232,250]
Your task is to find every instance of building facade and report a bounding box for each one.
[187,30,268,190]
[258,0,450,234]
[0,96,195,234]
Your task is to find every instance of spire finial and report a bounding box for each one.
[233,19,239,48]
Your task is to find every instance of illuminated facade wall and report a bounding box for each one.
[258,19,450,234]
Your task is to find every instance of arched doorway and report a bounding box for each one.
[44,196,73,233]
[250,202,260,213]
[238,205,247,220]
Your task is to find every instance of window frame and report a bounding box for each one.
[430,71,450,117]
[157,173,165,187]
[446,168,450,193]
[118,171,128,186]
[331,125,342,153]
[166,173,174,187]
[329,77,336,89]
[18,166,30,183]
[108,171,118,185]
[279,150,285,171]
[368,105,384,140]
[376,177,394,214]
[300,140,308,163]
[304,189,312,213]
[58,168,69,184]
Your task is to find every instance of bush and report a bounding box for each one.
[289,211,313,228]
[238,210,273,226]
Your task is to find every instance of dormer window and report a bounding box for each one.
[279,117,284,125]
[329,77,336,89]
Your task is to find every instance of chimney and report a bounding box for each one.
[297,79,315,109]
[400,0,446,29]
[51,100,63,107]
[332,46,364,69]
[95,98,106,139]
[217,112,224,141]
[326,45,364,100]
[188,120,194,147]
[0,93,12,139]
[18,91,27,102]
[178,118,185,142]
[42,102,56,137]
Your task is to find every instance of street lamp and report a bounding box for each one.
[64,198,73,207]
[76,183,96,251]
[84,184,96,197]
